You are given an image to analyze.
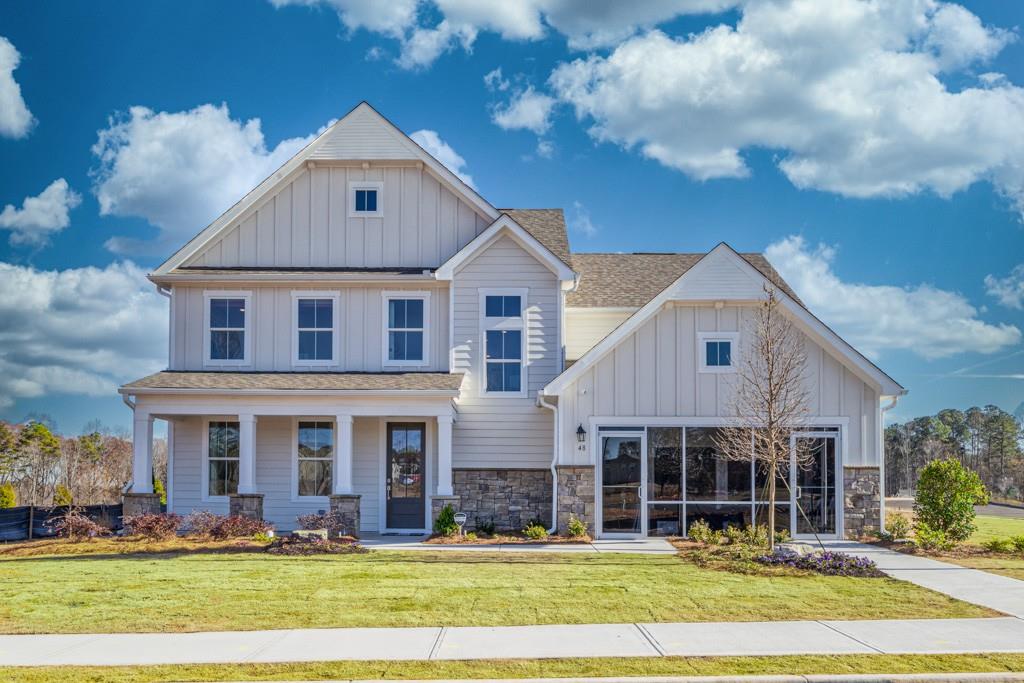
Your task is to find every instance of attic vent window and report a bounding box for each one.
[697,331,739,374]
[348,181,383,218]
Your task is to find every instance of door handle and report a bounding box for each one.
[795,486,802,499]
[386,481,392,500]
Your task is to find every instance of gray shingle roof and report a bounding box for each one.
[122,371,464,393]
[500,209,573,268]
[567,252,802,308]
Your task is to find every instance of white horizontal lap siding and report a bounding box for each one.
[563,308,635,361]
[181,166,489,269]
[169,417,228,517]
[451,235,556,469]
[170,285,448,372]
[560,303,880,468]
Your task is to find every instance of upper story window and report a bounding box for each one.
[206,420,239,498]
[205,291,251,365]
[698,332,739,373]
[293,292,338,365]
[348,181,383,218]
[296,420,333,498]
[481,289,527,396]
[383,292,429,366]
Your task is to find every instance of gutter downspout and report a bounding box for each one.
[538,392,559,535]
[879,394,900,531]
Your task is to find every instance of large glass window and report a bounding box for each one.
[485,330,522,392]
[387,298,425,362]
[297,421,333,497]
[485,295,521,317]
[207,421,239,496]
[647,427,682,501]
[296,298,334,362]
[685,427,752,501]
[209,298,246,361]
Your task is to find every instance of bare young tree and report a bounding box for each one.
[713,286,812,549]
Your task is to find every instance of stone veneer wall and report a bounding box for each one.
[844,467,881,539]
[556,465,595,536]
[453,469,552,531]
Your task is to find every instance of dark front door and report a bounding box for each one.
[386,423,426,529]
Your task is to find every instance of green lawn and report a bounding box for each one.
[5,654,1024,683]
[0,548,993,634]
[969,514,1024,545]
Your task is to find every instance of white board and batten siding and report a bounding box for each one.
[451,235,558,469]
[169,415,438,532]
[183,166,490,270]
[170,284,449,372]
[557,303,880,468]
[564,309,635,361]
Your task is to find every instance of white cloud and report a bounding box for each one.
[549,0,1024,215]
[766,235,1021,360]
[0,261,166,409]
[568,200,596,236]
[491,86,556,135]
[268,0,418,37]
[985,264,1024,310]
[397,20,477,70]
[410,129,475,188]
[0,179,81,247]
[535,140,555,159]
[0,36,35,139]
[91,103,319,255]
[483,67,510,92]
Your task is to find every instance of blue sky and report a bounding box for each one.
[0,0,1022,434]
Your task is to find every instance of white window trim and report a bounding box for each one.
[201,417,240,503]
[291,417,334,502]
[203,290,252,367]
[348,180,384,218]
[381,291,431,368]
[479,288,529,398]
[697,331,740,374]
[291,291,341,367]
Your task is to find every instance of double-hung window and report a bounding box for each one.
[698,332,739,373]
[481,289,527,395]
[383,292,429,366]
[205,291,251,365]
[206,421,240,497]
[293,292,338,365]
[296,420,333,498]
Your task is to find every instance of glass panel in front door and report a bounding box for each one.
[387,424,425,529]
[601,435,642,534]
[795,437,836,535]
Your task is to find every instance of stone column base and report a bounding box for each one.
[329,494,361,538]
[229,493,264,520]
[430,495,461,530]
[556,465,595,536]
[844,467,881,539]
[123,492,162,517]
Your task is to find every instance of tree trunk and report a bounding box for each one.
[768,459,777,552]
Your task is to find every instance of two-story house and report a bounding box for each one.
[120,102,905,540]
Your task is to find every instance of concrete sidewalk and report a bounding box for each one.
[359,535,678,554]
[2,617,1023,667]
[819,541,1024,619]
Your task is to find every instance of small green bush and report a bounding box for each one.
[773,528,791,544]
[913,521,955,552]
[885,512,911,540]
[983,538,1014,553]
[474,517,496,535]
[723,524,743,545]
[1012,535,1024,553]
[53,484,73,506]
[566,515,588,538]
[688,519,723,545]
[913,458,988,546]
[464,531,478,541]
[433,504,458,536]
[739,524,770,547]
[252,531,274,543]
[0,482,15,508]
[523,522,548,540]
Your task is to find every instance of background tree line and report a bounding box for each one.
[0,419,166,508]
[885,405,1024,502]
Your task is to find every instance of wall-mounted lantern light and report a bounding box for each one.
[576,424,586,444]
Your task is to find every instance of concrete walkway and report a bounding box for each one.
[359,535,678,554]
[2,617,1023,666]
[818,541,1024,619]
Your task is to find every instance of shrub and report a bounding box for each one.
[210,515,273,540]
[983,538,1014,553]
[180,510,227,536]
[0,482,15,508]
[757,549,881,577]
[474,517,496,536]
[885,512,911,540]
[688,519,723,546]
[913,458,988,545]
[1012,536,1024,553]
[913,521,955,552]
[723,524,743,545]
[464,531,478,541]
[123,512,182,540]
[566,515,588,538]
[153,478,167,505]
[51,509,110,541]
[433,504,458,536]
[739,524,769,547]
[523,522,548,540]
[296,510,354,536]
[53,484,73,506]
[773,528,791,545]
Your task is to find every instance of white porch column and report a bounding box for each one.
[131,411,154,493]
[334,414,354,495]
[437,414,454,496]
[237,414,257,494]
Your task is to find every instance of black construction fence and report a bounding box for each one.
[0,504,125,542]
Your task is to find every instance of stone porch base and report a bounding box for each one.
[453,468,552,531]
[844,466,881,539]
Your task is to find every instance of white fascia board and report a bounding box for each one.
[119,387,461,398]
[435,214,575,281]
[542,242,905,398]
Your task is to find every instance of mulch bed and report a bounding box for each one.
[265,535,366,555]
[425,531,592,545]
